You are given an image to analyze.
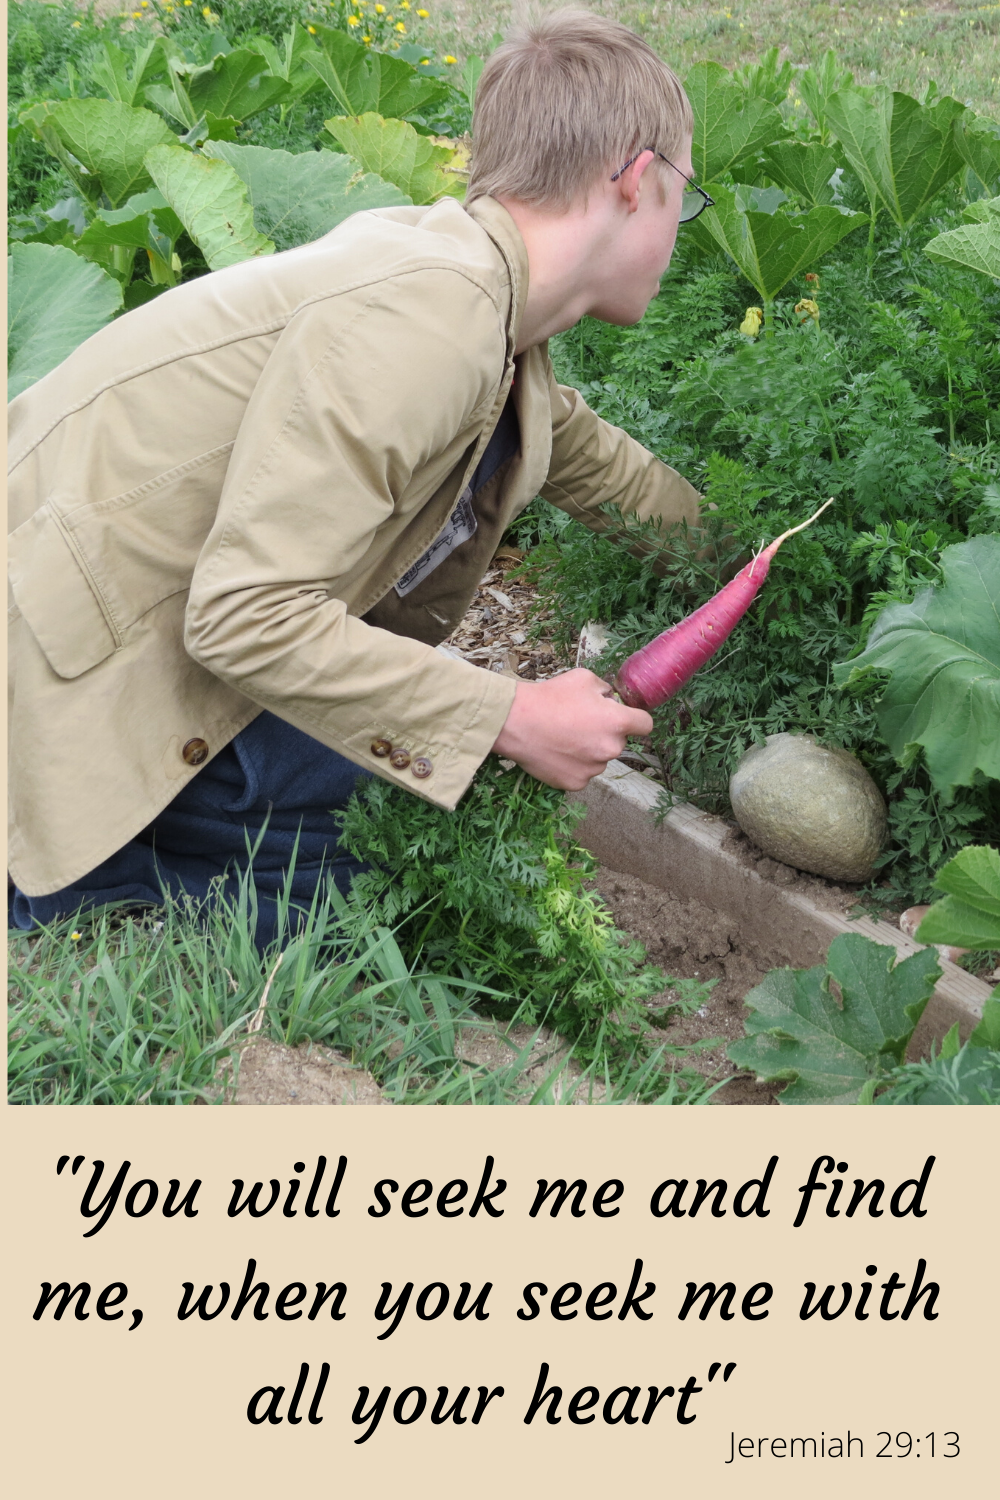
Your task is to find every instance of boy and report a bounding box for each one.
[8,9,711,944]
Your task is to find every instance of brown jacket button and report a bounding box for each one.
[411,757,433,779]
[182,738,209,766]
[389,747,412,770]
[370,738,393,758]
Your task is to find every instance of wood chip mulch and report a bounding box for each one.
[437,548,569,681]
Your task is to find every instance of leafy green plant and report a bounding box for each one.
[762,141,845,209]
[915,844,1000,953]
[8,241,122,399]
[20,97,177,207]
[204,139,407,249]
[304,23,447,120]
[870,778,991,908]
[145,144,275,268]
[144,47,292,133]
[335,758,714,1077]
[955,115,1000,197]
[836,536,1000,800]
[823,86,967,251]
[726,932,941,1105]
[925,195,1000,281]
[871,853,1000,1102]
[873,1035,1000,1104]
[685,60,784,183]
[690,184,867,328]
[325,112,464,202]
[796,50,854,146]
[75,188,185,291]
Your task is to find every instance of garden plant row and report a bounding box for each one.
[7,1,1000,1104]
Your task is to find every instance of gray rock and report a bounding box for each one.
[730,733,886,882]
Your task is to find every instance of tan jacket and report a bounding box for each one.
[7,196,700,896]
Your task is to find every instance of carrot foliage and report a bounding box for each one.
[335,758,715,1085]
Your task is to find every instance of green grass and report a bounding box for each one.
[8,869,723,1105]
[422,0,1000,118]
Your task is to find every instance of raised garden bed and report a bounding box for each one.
[574,761,992,1069]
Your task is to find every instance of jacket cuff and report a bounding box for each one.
[339,662,517,812]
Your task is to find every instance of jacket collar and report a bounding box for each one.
[464,196,529,357]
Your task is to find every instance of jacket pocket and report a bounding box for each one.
[8,507,120,678]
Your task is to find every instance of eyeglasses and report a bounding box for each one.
[610,150,715,223]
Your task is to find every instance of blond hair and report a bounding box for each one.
[466,8,692,211]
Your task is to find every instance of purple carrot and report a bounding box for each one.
[613,498,835,711]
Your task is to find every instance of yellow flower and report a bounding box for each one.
[307,22,316,30]
[400,1,410,8]
[419,57,430,64]
[347,14,360,23]
[72,17,82,23]
[443,53,457,63]
[375,4,384,12]
[794,298,820,325]
[739,307,763,337]
[417,5,429,13]
[395,20,406,31]
[362,32,371,41]
[70,931,82,942]
[184,1,192,6]
[132,9,142,15]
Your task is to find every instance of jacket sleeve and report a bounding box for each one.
[539,359,702,543]
[184,268,517,812]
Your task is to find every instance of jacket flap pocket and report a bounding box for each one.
[8,509,119,679]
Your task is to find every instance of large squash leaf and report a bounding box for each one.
[824,86,966,226]
[204,141,408,250]
[183,49,291,123]
[76,188,184,284]
[144,145,274,269]
[924,198,1000,280]
[8,242,123,399]
[305,25,447,120]
[89,38,165,108]
[727,933,941,1105]
[835,536,1000,799]
[692,185,867,301]
[245,25,324,107]
[39,98,176,208]
[685,61,784,184]
[325,114,464,205]
[916,845,1000,952]
[762,141,844,207]
[955,115,1000,193]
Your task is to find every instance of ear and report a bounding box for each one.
[616,149,656,215]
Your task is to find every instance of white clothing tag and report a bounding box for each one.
[394,485,478,597]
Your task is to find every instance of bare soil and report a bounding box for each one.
[592,865,783,1105]
[232,1039,388,1106]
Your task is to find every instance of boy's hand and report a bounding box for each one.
[491,668,653,789]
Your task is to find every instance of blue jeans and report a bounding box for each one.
[9,711,374,950]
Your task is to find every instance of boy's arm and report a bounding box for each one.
[185,269,518,812]
[539,361,701,543]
